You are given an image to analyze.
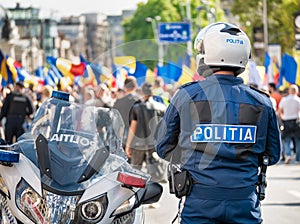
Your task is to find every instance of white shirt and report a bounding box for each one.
[279,94,300,120]
[270,96,277,111]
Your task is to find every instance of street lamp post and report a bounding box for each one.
[146,16,164,66]
[186,0,193,56]
[200,0,216,23]
[263,0,268,52]
[196,0,217,28]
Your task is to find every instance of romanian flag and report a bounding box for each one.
[100,66,114,87]
[190,57,197,75]
[34,66,47,86]
[6,56,21,82]
[17,66,34,87]
[145,69,156,84]
[0,50,8,84]
[272,60,280,86]
[79,54,113,87]
[178,65,194,85]
[114,56,136,74]
[6,56,39,88]
[85,55,113,86]
[112,56,137,88]
[82,65,99,86]
[157,61,182,84]
[1,51,38,87]
[280,53,297,85]
[263,52,280,86]
[0,50,14,85]
[112,64,127,89]
[263,52,271,85]
[128,61,147,86]
[47,56,85,77]
[295,51,300,86]
[44,65,62,87]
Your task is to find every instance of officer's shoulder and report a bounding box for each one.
[179,81,200,90]
[250,86,270,98]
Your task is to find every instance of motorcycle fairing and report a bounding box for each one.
[35,134,110,186]
[0,91,159,224]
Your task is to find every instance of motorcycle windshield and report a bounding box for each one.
[14,97,145,194]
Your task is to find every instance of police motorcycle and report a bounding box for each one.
[0,90,163,224]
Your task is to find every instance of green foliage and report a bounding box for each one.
[123,0,299,67]
[122,0,218,69]
[231,0,300,60]
[122,0,179,68]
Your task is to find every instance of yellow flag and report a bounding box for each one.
[177,65,194,85]
[145,69,155,84]
[294,51,300,86]
[114,56,136,73]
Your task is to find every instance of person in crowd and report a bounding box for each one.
[94,83,113,108]
[0,81,34,144]
[26,83,38,110]
[40,85,53,103]
[155,22,281,224]
[110,88,119,105]
[268,82,282,112]
[260,86,277,110]
[34,85,54,111]
[153,77,170,105]
[83,87,95,106]
[278,84,300,164]
[125,82,166,182]
[116,88,125,99]
[113,76,139,150]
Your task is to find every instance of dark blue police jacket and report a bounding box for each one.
[155,75,281,191]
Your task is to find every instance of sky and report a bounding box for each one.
[1,0,148,17]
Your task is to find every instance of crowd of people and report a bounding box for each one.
[0,63,299,166]
[0,76,175,182]
[248,82,300,165]
[0,16,297,223]
[269,83,300,164]
[0,23,299,223]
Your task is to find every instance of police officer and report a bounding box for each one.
[0,81,34,144]
[154,22,281,224]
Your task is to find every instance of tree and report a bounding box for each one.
[122,0,219,69]
[231,0,300,62]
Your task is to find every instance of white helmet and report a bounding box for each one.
[194,22,251,77]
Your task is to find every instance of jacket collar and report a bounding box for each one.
[206,74,244,85]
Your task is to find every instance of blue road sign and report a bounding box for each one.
[158,22,191,43]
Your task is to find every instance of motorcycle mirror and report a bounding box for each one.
[138,181,163,205]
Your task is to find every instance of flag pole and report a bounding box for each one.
[263,0,268,52]
[186,0,192,56]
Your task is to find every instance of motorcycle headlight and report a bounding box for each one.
[15,179,79,224]
[112,195,136,216]
[0,175,9,197]
[79,195,108,223]
[16,179,49,224]
[81,201,103,221]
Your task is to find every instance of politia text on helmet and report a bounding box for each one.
[226,38,244,44]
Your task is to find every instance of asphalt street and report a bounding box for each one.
[144,161,300,224]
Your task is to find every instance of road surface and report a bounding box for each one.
[144,161,300,224]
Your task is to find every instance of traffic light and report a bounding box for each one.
[253,26,264,58]
[294,12,300,50]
